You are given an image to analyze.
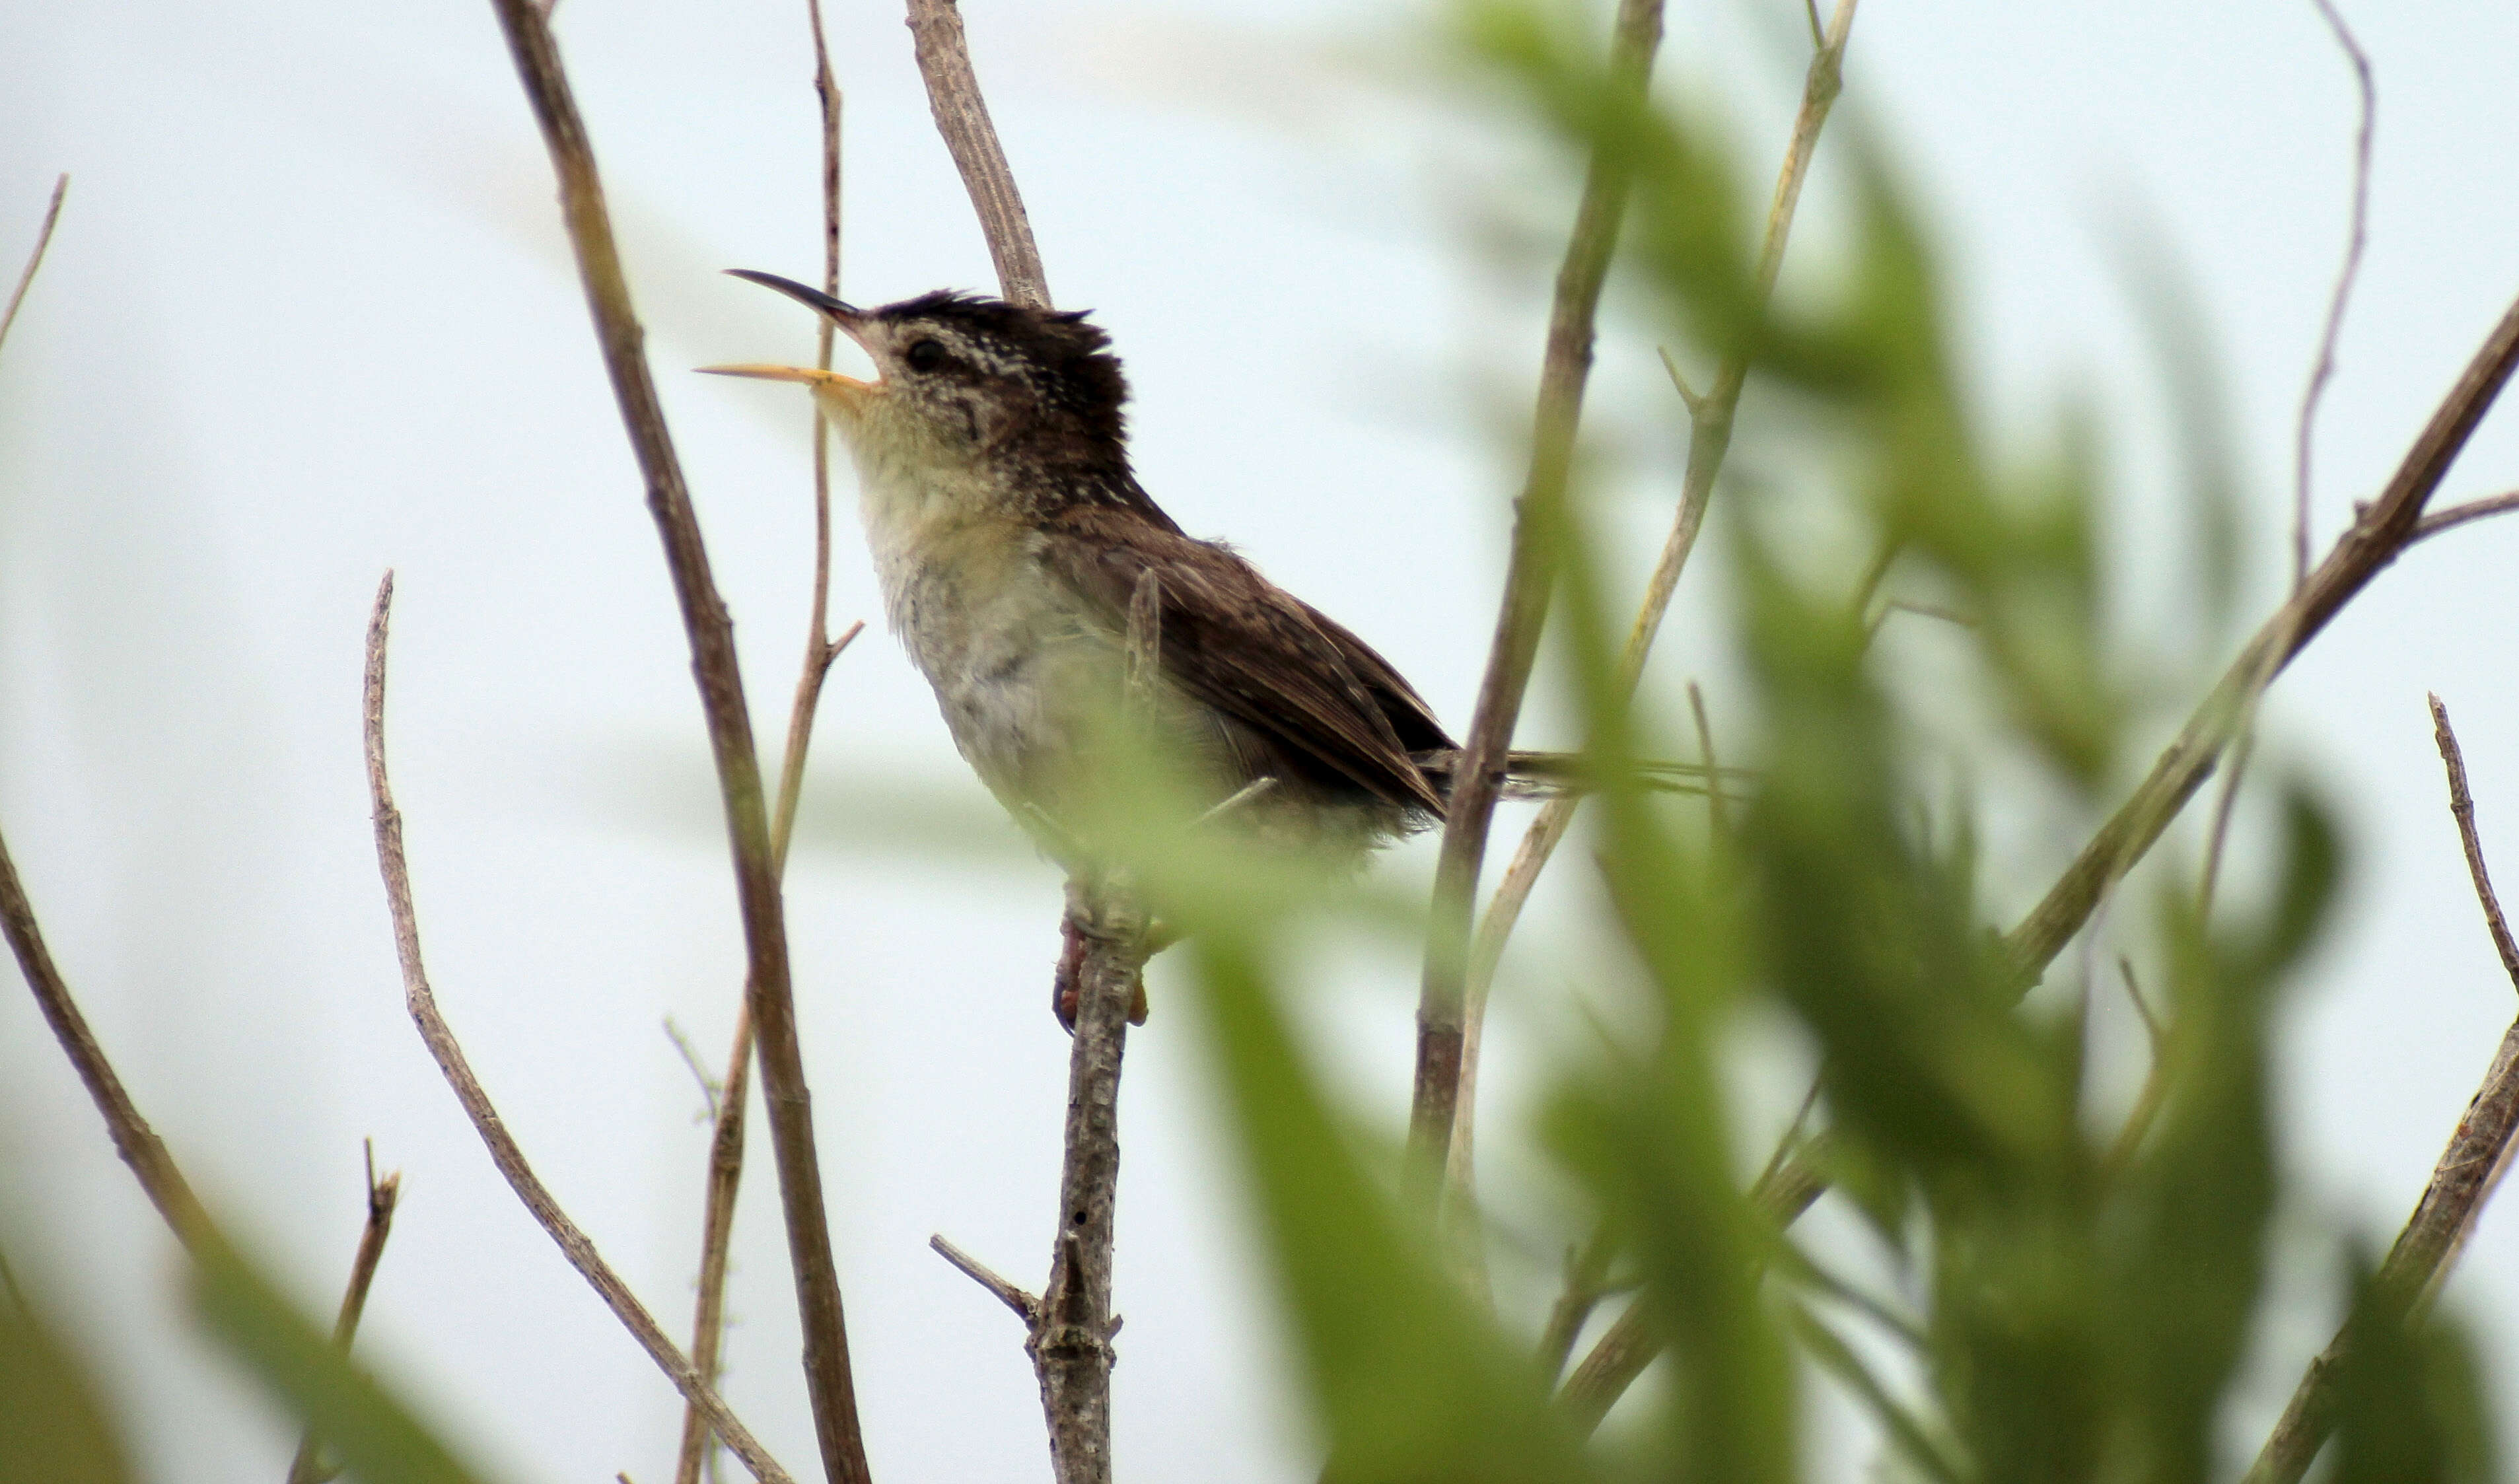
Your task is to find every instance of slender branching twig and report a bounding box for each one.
[2199,0,2377,917]
[1534,1228,1617,1383]
[363,576,797,1484]
[1413,0,1670,1206]
[2410,487,2519,543]
[479,5,872,1478]
[0,174,67,359]
[285,1144,403,1484]
[2432,694,2519,987]
[2005,286,2519,983]
[2293,0,2376,590]
[904,0,1049,308]
[930,1234,1041,1325]
[2239,698,2519,1484]
[677,13,855,1467]
[1451,0,1859,1201]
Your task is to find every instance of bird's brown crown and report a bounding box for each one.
[870,292,1132,470]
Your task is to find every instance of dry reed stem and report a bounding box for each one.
[479,3,872,1477]
[1449,0,1859,1205]
[1412,0,1668,1209]
[363,575,795,1484]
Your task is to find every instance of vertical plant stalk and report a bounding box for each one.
[365,577,797,1484]
[904,0,1049,309]
[479,5,871,1479]
[676,5,857,1473]
[898,8,1137,1476]
[1411,0,1668,1198]
[285,1146,402,1484]
[1449,0,1859,1203]
[2240,696,2519,1484]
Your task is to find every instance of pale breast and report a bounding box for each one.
[854,457,1122,814]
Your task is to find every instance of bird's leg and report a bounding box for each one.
[1055,875,1151,1030]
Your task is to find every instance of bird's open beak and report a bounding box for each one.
[696,362,869,392]
[698,269,878,397]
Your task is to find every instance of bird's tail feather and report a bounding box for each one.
[1411,748,1748,804]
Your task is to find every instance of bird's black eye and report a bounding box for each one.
[903,338,948,373]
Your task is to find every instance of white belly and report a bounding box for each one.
[853,456,1121,814]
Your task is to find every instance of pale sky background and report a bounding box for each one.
[6,1,2519,1481]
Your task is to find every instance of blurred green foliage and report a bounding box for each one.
[1144,5,2499,1484]
[3,3,2498,1483]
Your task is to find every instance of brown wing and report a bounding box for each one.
[1039,504,1448,817]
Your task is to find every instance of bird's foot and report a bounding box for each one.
[1052,909,1156,1033]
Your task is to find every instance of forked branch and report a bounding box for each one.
[2240,697,2519,1484]
[362,575,795,1484]
[480,3,871,1478]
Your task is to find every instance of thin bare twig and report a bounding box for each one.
[480,5,871,1479]
[1413,0,1670,1203]
[1535,1228,1617,1382]
[2411,488,2519,544]
[1447,0,1860,1200]
[2202,0,2377,923]
[2101,960,2176,1182]
[904,0,1049,308]
[363,576,795,1484]
[1555,1138,1829,1429]
[0,175,67,361]
[2432,695,2519,990]
[1688,680,1729,839]
[285,1145,404,1484]
[674,1009,754,1484]
[929,1234,1041,1324]
[2293,0,2376,590]
[3,837,209,1243]
[2006,285,2519,983]
[678,18,856,1466]
[2240,701,2519,1484]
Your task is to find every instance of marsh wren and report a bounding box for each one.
[708,273,1580,1019]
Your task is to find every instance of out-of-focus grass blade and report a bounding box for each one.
[2329,1251,2493,1484]
[1787,1302,1968,1484]
[2108,785,2337,1479]
[189,1235,491,1484]
[1185,931,1586,1484]
[0,1272,128,1484]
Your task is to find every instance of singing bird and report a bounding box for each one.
[705,273,1643,1020]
